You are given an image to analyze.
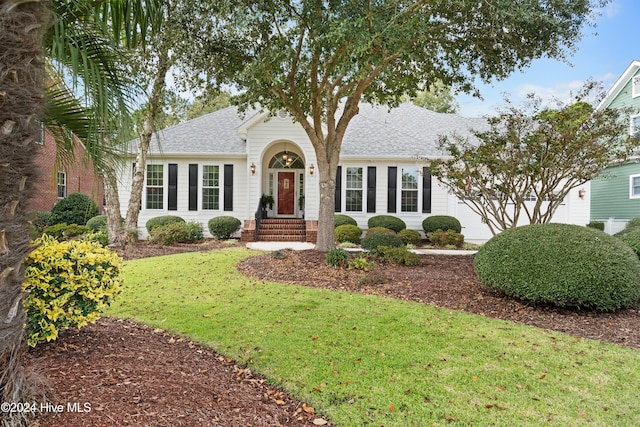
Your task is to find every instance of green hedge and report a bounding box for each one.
[397,229,422,245]
[335,224,363,244]
[474,224,640,312]
[49,193,99,226]
[422,215,462,234]
[149,221,204,245]
[87,215,108,231]
[208,216,241,239]
[367,215,406,233]
[146,215,185,233]
[334,214,357,228]
[361,232,404,251]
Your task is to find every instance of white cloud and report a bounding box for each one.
[601,1,622,19]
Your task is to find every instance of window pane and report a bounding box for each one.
[202,165,220,210]
[633,176,640,197]
[57,171,66,198]
[401,169,418,212]
[146,187,163,209]
[345,167,363,211]
[202,188,220,210]
[346,189,362,211]
[146,165,163,209]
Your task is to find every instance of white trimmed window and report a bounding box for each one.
[345,167,363,211]
[146,164,164,209]
[631,114,640,136]
[202,165,220,210]
[631,175,640,199]
[401,168,419,212]
[56,171,66,198]
[633,75,640,98]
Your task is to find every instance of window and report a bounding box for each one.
[401,169,419,212]
[36,121,44,145]
[146,164,164,209]
[56,171,66,198]
[202,165,220,210]
[631,114,640,136]
[631,175,640,199]
[345,167,363,211]
[633,75,640,98]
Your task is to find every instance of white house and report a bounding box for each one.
[116,102,590,242]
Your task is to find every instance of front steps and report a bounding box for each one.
[241,219,317,243]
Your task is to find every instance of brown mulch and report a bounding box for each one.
[25,243,640,426]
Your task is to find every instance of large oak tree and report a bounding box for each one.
[181,0,607,250]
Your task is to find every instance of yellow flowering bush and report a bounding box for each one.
[23,235,123,347]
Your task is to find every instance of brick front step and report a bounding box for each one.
[243,219,317,243]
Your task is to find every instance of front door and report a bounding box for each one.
[277,171,295,215]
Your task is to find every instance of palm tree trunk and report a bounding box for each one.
[0,1,48,425]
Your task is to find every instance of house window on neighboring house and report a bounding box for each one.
[401,168,419,212]
[633,75,640,98]
[36,120,44,144]
[345,167,363,211]
[146,164,164,209]
[56,171,66,198]
[631,114,640,136]
[202,165,220,210]
[630,175,640,199]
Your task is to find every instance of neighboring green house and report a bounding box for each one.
[592,60,640,234]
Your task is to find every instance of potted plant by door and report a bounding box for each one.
[261,194,274,218]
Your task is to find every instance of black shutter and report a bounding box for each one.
[334,166,342,212]
[422,166,432,213]
[189,164,198,211]
[387,167,397,213]
[168,164,178,211]
[367,167,376,213]
[223,164,233,211]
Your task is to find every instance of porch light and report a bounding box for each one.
[578,188,586,199]
[250,163,256,175]
[309,163,315,175]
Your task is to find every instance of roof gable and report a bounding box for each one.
[597,60,640,111]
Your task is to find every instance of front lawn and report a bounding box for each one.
[108,247,640,426]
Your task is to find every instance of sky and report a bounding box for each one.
[456,0,638,117]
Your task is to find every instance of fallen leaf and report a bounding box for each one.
[389,405,395,412]
[302,403,315,414]
[313,419,328,426]
[275,399,286,405]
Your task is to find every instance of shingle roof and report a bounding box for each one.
[132,103,487,158]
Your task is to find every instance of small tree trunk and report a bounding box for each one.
[103,168,126,248]
[124,45,171,236]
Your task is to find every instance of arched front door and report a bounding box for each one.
[277,171,296,215]
[268,150,304,217]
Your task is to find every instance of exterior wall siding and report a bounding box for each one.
[591,163,640,221]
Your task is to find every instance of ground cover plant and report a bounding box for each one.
[102,248,640,427]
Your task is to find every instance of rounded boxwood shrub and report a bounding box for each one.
[398,229,422,245]
[422,215,462,234]
[586,221,604,231]
[149,221,204,245]
[615,217,640,238]
[367,215,406,233]
[366,226,395,236]
[334,214,357,228]
[208,216,241,239]
[43,223,90,240]
[361,232,404,251]
[145,215,185,233]
[86,215,108,231]
[49,193,99,226]
[619,229,640,259]
[23,235,123,347]
[474,223,640,312]
[335,224,363,244]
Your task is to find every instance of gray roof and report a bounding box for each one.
[133,103,487,158]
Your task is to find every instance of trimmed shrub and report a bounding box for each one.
[361,232,404,251]
[208,216,241,239]
[23,235,123,346]
[373,246,420,266]
[620,229,640,259]
[335,224,363,244]
[145,215,185,233]
[43,223,89,240]
[398,229,422,245]
[87,215,108,231]
[31,210,51,237]
[586,221,605,231]
[326,248,349,267]
[474,223,640,312]
[422,215,462,234]
[368,215,406,233]
[84,231,109,247]
[428,229,464,248]
[615,218,640,238]
[365,227,395,236]
[334,214,357,228]
[49,193,99,226]
[149,221,203,245]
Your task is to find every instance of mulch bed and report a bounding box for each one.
[24,243,640,426]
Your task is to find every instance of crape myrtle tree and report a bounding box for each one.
[431,83,639,235]
[179,0,607,251]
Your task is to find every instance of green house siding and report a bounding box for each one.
[608,71,640,111]
[591,163,640,220]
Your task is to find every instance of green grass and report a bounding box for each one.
[108,248,640,426]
